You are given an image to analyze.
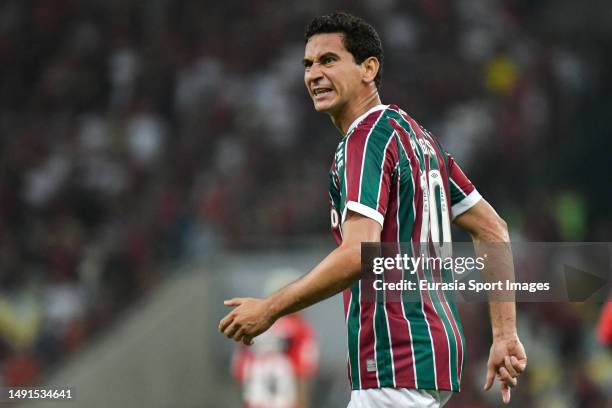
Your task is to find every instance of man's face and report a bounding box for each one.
[303,33,364,115]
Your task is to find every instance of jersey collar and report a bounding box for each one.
[345,104,388,136]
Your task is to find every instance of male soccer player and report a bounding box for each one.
[220,12,527,407]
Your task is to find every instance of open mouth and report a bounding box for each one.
[313,88,333,96]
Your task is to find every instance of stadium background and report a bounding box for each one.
[0,0,610,406]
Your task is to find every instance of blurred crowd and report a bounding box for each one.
[0,0,610,406]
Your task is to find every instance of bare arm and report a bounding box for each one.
[454,199,527,404]
[219,211,381,344]
[267,211,381,317]
[454,199,515,337]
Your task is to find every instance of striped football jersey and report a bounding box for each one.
[328,104,482,391]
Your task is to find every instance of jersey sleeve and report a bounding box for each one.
[342,116,398,227]
[447,154,482,219]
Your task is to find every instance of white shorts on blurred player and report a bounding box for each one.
[348,388,453,408]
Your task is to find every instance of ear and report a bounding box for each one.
[361,57,380,85]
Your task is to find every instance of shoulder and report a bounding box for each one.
[348,108,396,147]
[384,104,419,131]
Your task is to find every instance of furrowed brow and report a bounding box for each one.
[319,52,340,61]
[303,52,340,67]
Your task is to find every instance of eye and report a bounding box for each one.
[322,56,334,65]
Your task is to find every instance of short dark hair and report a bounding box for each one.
[304,12,384,88]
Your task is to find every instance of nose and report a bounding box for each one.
[305,63,323,87]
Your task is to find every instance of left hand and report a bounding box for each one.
[483,334,527,404]
[218,297,276,345]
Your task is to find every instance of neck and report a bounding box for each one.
[331,89,381,135]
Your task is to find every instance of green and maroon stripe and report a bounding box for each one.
[342,108,386,389]
[330,106,470,391]
[390,107,456,390]
[343,109,386,217]
[410,118,464,389]
[381,147,418,388]
[424,128,465,387]
[389,111,442,389]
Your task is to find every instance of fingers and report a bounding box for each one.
[498,367,517,387]
[232,327,245,342]
[500,381,511,404]
[223,322,240,339]
[218,313,234,333]
[218,298,263,346]
[484,364,495,390]
[504,356,518,377]
[511,355,527,373]
[220,319,251,343]
[485,366,514,404]
[224,298,243,307]
[219,298,244,332]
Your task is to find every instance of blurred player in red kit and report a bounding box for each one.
[597,300,612,346]
[232,271,319,408]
